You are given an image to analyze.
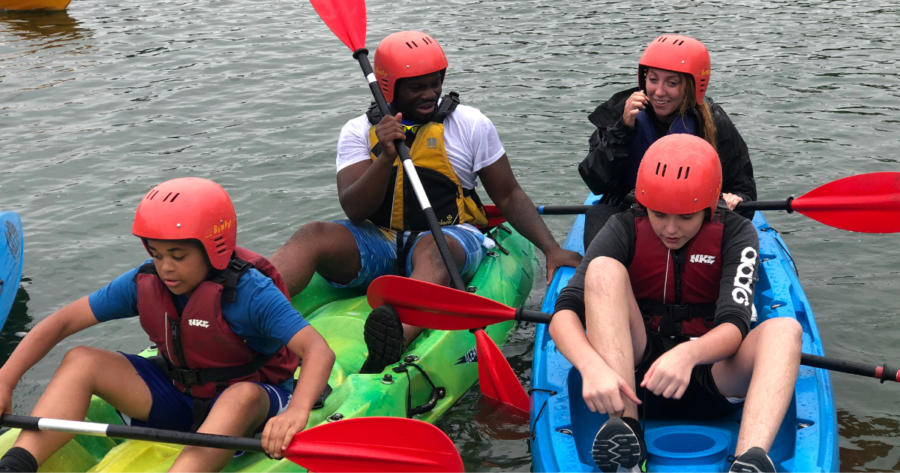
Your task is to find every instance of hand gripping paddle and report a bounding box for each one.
[0,415,464,472]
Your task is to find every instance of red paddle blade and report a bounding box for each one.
[309,0,367,51]
[367,276,517,330]
[792,172,900,233]
[286,417,463,472]
[474,329,530,416]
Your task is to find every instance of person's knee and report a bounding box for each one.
[60,346,104,369]
[289,221,335,246]
[760,317,803,347]
[585,257,626,292]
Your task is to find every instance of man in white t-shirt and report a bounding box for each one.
[271,30,582,374]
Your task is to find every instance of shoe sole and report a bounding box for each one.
[592,418,642,472]
[360,305,405,374]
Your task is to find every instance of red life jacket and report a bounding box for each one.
[136,246,299,398]
[628,211,724,337]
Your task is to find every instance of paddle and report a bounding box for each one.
[369,277,900,385]
[308,0,530,414]
[510,172,900,234]
[0,414,464,472]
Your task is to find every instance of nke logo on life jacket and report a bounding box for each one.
[732,247,757,306]
[188,319,209,328]
[690,254,716,264]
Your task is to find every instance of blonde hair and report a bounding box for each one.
[677,74,717,152]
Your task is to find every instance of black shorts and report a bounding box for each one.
[633,328,744,421]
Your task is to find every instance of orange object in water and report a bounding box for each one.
[0,0,71,11]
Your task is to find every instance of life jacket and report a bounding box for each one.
[625,110,698,188]
[365,92,489,232]
[628,208,723,337]
[136,246,299,399]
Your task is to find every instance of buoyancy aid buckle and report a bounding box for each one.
[637,299,717,338]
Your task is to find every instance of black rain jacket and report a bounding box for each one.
[578,87,757,205]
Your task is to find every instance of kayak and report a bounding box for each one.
[0,224,536,472]
[0,211,24,334]
[529,194,839,472]
[0,0,70,11]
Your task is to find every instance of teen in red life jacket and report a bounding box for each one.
[551,135,801,473]
[0,178,334,473]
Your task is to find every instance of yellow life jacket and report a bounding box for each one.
[365,93,489,232]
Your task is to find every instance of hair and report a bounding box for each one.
[677,74,717,152]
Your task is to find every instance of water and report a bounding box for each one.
[1,0,898,470]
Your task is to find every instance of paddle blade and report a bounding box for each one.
[474,329,530,416]
[791,172,900,233]
[309,0,367,51]
[286,417,463,472]
[367,275,517,330]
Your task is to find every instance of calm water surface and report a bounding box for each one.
[1,0,898,470]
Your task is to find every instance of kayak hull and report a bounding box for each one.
[0,0,70,11]
[0,225,536,472]
[0,211,24,334]
[530,195,839,472]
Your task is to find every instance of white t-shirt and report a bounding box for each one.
[335,103,506,190]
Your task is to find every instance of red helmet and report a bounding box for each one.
[374,31,448,103]
[635,134,722,217]
[638,35,711,105]
[132,177,237,270]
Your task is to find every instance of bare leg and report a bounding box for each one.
[169,383,270,472]
[403,233,467,345]
[711,317,802,453]
[269,221,363,297]
[583,257,648,419]
[13,347,153,465]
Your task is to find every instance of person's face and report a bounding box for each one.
[146,239,210,297]
[391,71,443,123]
[646,208,706,250]
[645,68,685,120]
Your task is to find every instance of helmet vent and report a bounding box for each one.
[214,235,227,254]
[405,41,420,49]
[684,167,691,179]
[422,37,432,45]
[159,192,180,203]
[147,190,160,200]
[677,40,685,46]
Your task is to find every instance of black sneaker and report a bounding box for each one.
[728,447,776,472]
[360,304,405,374]
[592,417,647,473]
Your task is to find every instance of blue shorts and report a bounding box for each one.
[118,353,292,433]
[328,219,488,289]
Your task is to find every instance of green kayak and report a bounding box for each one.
[0,225,536,472]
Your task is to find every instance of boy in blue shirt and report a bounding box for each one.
[0,177,335,472]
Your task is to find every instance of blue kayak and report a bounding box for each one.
[0,211,24,332]
[529,195,839,472]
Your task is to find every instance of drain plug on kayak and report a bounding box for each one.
[381,374,394,385]
[327,413,343,422]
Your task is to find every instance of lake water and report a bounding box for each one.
[1,0,899,470]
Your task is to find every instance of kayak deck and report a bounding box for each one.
[0,225,536,472]
[529,195,839,472]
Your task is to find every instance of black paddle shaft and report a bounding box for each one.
[536,198,795,215]
[0,415,264,452]
[510,310,900,384]
[351,48,465,291]
[801,354,899,383]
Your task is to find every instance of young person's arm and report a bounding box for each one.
[261,326,334,459]
[0,297,100,414]
[478,155,582,285]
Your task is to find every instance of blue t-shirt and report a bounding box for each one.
[89,260,310,391]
